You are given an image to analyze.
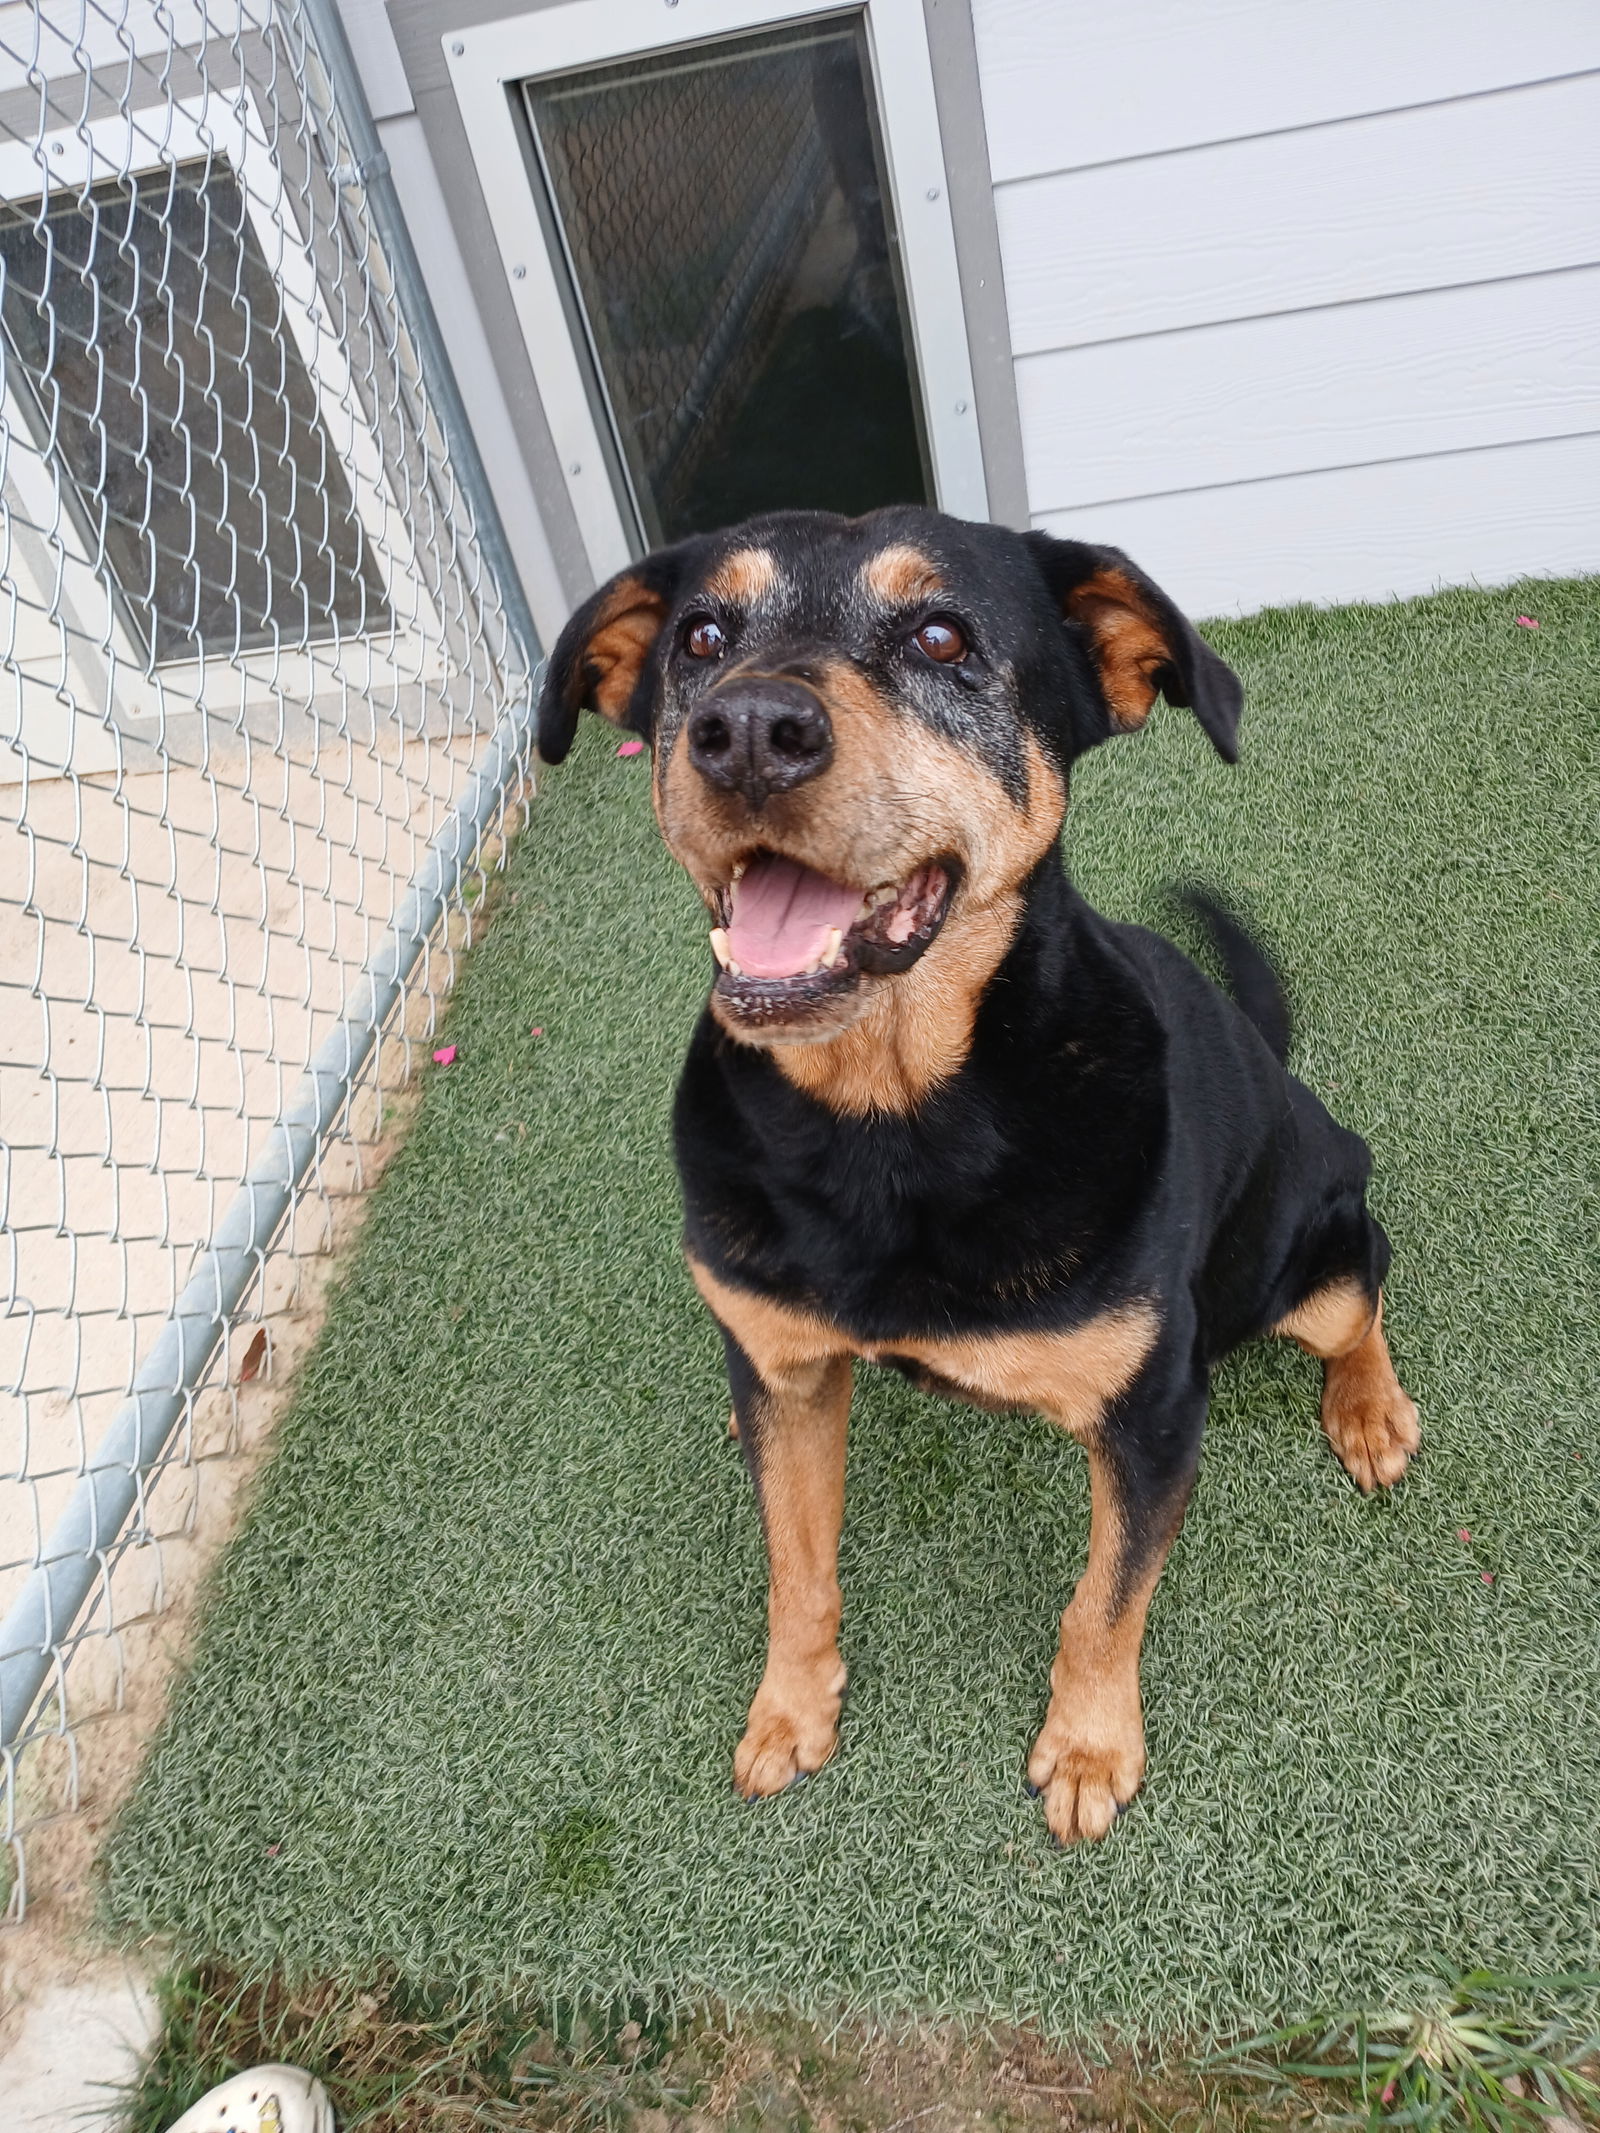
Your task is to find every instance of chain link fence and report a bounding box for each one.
[0,0,538,1925]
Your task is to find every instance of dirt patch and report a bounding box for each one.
[122,1967,1298,2133]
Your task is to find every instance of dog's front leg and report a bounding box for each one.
[719,1327,854,1798]
[1029,1359,1206,1844]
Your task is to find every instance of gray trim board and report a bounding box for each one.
[379,110,571,643]
[339,0,417,117]
[921,0,1028,527]
[385,0,592,611]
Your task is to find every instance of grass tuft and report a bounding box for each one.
[1211,1971,1600,2133]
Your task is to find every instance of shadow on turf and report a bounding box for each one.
[120,1964,1600,2133]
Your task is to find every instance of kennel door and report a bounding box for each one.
[446,0,986,578]
[521,18,930,550]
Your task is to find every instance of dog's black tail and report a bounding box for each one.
[1174,885,1292,1064]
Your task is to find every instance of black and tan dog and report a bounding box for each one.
[536,506,1419,1845]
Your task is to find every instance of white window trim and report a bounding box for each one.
[0,87,445,749]
[443,0,988,582]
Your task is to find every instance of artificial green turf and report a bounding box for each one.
[102,578,1600,2037]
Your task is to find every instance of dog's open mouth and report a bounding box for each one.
[707,851,954,1030]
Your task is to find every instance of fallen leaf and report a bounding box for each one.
[432,1044,458,1066]
[616,739,645,757]
[1514,614,1540,628]
[238,1328,268,1383]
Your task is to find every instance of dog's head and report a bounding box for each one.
[537,507,1241,1057]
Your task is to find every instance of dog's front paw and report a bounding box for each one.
[1027,1703,1144,1845]
[1323,1374,1420,1493]
[733,1659,844,1798]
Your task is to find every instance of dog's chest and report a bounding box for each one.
[682,1072,1151,1336]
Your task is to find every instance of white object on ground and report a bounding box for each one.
[163,2064,335,2133]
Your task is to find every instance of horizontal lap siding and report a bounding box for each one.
[971,0,1600,611]
[972,0,1600,185]
[1034,435,1600,617]
[1018,270,1600,509]
[999,79,1600,353]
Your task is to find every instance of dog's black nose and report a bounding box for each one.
[685,679,833,808]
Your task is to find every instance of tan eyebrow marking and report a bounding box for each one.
[860,544,945,606]
[703,547,782,605]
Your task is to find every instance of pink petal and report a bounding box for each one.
[1481,1571,1495,1585]
[1457,1528,1471,1543]
[529,1026,545,1038]
[616,739,646,757]
[1381,2086,1395,2105]
[432,1044,458,1066]
[1514,615,1540,628]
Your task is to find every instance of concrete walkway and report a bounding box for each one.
[2,1959,157,2131]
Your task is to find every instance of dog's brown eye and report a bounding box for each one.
[683,615,726,660]
[914,618,967,664]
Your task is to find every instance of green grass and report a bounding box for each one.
[1214,1971,1600,2133]
[101,578,1600,2040]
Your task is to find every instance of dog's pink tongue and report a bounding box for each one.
[726,854,861,979]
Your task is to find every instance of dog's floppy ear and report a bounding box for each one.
[1022,534,1243,762]
[536,542,701,764]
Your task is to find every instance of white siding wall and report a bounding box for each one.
[971,0,1600,615]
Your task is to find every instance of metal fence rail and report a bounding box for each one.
[0,0,537,1924]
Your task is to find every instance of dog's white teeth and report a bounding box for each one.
[710,932,750,978]
[822,926,844,969]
